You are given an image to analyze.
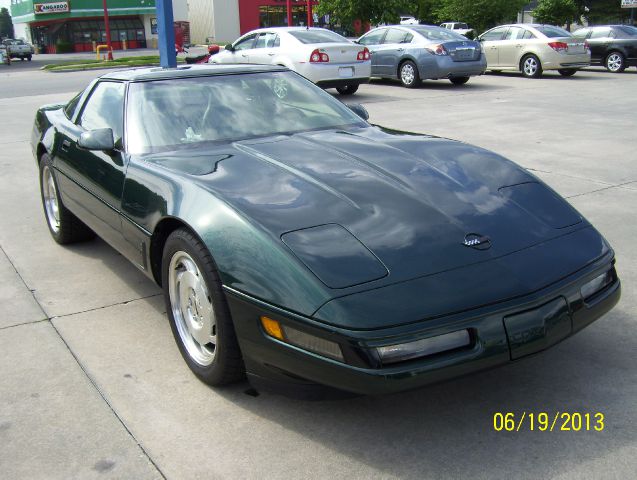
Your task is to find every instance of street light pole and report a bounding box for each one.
[156,0,177,68]
[102,0,113,60]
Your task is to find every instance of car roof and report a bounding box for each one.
[100,64,288,82]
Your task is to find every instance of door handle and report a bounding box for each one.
[516,44,522,48]
[241,54,248,57]
[60,139,71,152]
[268,53,275,56]
[396,48,404,52]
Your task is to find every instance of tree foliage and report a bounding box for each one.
[574,0,631,25]
[0,8,15,39]
[431,0,528,34]
[315,0,414,27]
[533,0,579,26]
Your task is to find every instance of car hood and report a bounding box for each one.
[144,126,589,292]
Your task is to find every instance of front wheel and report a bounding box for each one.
[399,60,420,88]
[521,54,542,78]
[27,54,32,61]
[39,153,95,244]
[605,52,625,73]
[162,228,244,386]
[336,84,359,95]
[558,69,577,77]
[450,76,470,85]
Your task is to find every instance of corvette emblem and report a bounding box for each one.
[463,233,491,250]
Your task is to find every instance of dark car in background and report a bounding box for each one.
[358,25,486,87]
[31,65,620,396]
[572,25,637,72]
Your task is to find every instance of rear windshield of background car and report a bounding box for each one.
[535,26,572,38]
[411,26,467,42]
[288,30,348,44]
[455,23,469,29]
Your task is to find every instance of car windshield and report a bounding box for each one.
[288,29,349,44]
[410,26,467,42]
[454,23,469,29]
[535,25,572,38]
[126,71,365,154]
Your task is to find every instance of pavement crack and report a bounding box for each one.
[50,293,163,320]
[565,181,637,199]
[0,318,49,331]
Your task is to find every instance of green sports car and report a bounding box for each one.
[32,65,620,396]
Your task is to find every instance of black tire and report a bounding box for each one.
[521,54,542,78]
[39,153,95,244]
[336,84,359,95]
[605,51,625,73]
[450,76,470,85]
[490,70,502,74]
[399,60,421,88]
[558,69,577,77]
[162,228,244,386]
[27,55,32,61]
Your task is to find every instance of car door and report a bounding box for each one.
[358,28,388,76]
[53,80,128,249]
[588,27,613,63]
[479,26,509,67]
[498,26,526,67]
[376,28,414,77]
[250,32,280,65]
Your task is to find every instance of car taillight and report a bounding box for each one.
[548,41,568,52]
[425,44,448,56]
[310,49,329,63]
[357,47,370,61]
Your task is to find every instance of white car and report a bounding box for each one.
[440,22,474,37]
[400,16,419,25]
[211,27,371,95]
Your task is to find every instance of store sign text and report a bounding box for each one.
[34,2,70,14]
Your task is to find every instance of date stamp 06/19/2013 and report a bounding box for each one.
[493,412,605,432]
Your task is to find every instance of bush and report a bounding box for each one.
[55,39,73,53]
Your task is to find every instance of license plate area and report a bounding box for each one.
[339,67,354,78]
[503,297,572,360]
[453,48,475,61]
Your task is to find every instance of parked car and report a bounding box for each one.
[2,38,34,61]
[440,22,474,38]
[478,24,590,77]
[572,25,637,72]
[210,27,371,94]
[357,25,486,87]
[400,16,419,25]
[31,64,620,396]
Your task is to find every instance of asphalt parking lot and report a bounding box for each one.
[0,63,636,479]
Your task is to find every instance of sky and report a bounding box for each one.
[1,0,11,12]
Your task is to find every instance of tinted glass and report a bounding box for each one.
[288,29,348,44]
[522,29,536,40]
[619,25,637,35]
[590,28,612,39]
[255,32,278,48]
[504,27,525,40]
[535,25,572,38]
[411,26,466,41]
[64,92,83,120]
[126,72,365,154]
[480,26,508,41]
[358,28,386,45]
[572,28,590,38]
[383,28,410,44]
[234,34,257,50]
[78,82,125,141]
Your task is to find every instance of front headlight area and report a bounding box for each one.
[260,315,473,368]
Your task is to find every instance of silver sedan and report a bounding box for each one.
[358,25,486,87]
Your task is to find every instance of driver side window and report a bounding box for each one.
[234,34,258,51]
[78,81,125,142]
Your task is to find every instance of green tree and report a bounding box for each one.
[0,7,15,39]
[432,0,528,34]
[574,0,630,24]
[533,0,579,27]
[315,0,414,28]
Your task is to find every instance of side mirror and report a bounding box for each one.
[348,103,369,121]
[78,128,115,151]
[225,43,235,52]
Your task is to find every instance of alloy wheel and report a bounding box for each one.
[606,53,623,72]
[401,63,415,86]
[41,165,60,234]
[523,57,538,77]
[168,251,217,366]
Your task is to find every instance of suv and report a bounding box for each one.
[2,39,34,61]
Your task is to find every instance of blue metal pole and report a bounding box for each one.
[156,0,176,68]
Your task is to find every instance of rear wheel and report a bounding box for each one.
[27,54,32,61]
[558,69,577,77]
[39,153,95,244]
[521,54,542,78]
[450,76,470,85]
[336,84,359,95]
[399,60,420,88]
[605,52,625,73]
[162,228,244,386]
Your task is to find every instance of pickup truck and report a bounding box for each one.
[440,22,475,38]
[2,39,34,61]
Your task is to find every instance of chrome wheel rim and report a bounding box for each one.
[401,63,415,85]
[42,165,60,233]
[607,54,622,72]
[168,251,217,366]
[523,57,538,76]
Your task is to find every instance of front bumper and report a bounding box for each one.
[225,253,620,396]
